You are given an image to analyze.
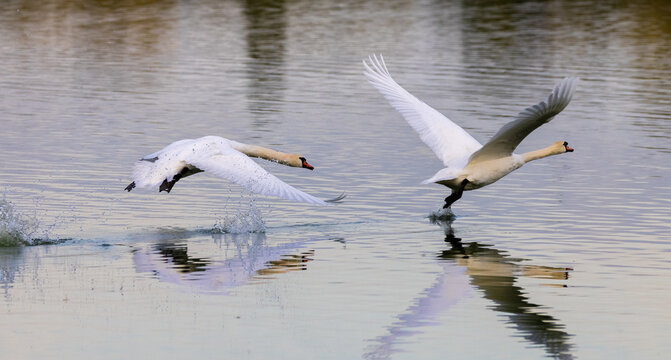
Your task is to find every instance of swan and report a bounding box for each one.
[124,136,344,205]
[363,55,577,209]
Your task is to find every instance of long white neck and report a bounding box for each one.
[230,141,295,165]
[520,144,564,163]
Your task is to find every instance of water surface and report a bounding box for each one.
[1,0,670,359]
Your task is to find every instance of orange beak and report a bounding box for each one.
[302,161,314,170]
[566,146,574,152]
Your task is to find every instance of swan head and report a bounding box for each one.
[282,154,314,170]
[549,141,573,155]
[522,141,574,163]
[561,141,574,153]
[299,156,314,170]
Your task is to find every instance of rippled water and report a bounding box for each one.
[1,0,670,359]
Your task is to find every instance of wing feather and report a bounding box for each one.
[130,136,335,206]
[363,54,482,168]
[468,77,578,164]
[186,146,330,206]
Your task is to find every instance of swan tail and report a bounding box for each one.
[422,168,461,185]
[131,161,162,189]
[129,159,183,190]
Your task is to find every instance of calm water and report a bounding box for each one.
[1,0,670,359]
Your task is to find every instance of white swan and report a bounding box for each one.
[363,55,577,208]
[125,136,344,205]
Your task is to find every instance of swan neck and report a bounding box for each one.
[521,145,561,163]
[231,142,292,164]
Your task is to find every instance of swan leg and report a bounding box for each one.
[443,179,469,209]
[159,178,179,193]
[124,182,136,192]
[159,170,185,193]
[159,167,204,193]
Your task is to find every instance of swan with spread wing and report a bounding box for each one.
[364,55,577,209]
[125,136,344,206]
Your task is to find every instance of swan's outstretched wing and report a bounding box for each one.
[468,77,578,164]
[186,146,331,206]
[363,54,482,168]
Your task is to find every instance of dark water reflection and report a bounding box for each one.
[439,219,573,360]
[244,0,287,128]
[152,242,212,273]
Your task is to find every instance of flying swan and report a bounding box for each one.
[363,55,577,209]
[124,136,344,205]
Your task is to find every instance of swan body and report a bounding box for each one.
[125,136,343,206]
[364,55,577,208]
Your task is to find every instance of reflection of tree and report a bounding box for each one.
[243,0,287,128]
[1,0,175,58]
[365,217,574,360]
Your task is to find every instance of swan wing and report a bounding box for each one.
[186,146,330,206]
[140,138,195,162]
[363,54,482,168]
[468,77,578,164]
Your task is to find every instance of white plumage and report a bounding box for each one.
[126,136,342,206]
[363,56,482,169]
[364,54,577,208]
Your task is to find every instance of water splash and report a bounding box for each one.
[0,197,40,246]
[212,194,266,234]
[427,207,456,223]
[0,195,69,247]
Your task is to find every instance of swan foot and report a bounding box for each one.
[443,179,469,209]
[140,156,159,162]
[158,166,203,193]
[159,178,177,193]
[124,182,136,192]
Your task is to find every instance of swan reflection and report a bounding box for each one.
[365,217,574,360]
[133,232,318,295]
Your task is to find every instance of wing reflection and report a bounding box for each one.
[364,248,472,360]
[365,218,574,360]
[133,232,315,295]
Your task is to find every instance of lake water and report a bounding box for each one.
[1,0,670,359]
